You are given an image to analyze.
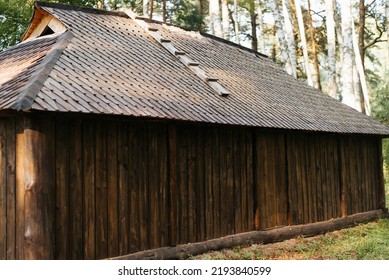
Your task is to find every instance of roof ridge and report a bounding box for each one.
[35,1,127,17]
[11,31,73,111]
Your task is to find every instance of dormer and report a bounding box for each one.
[22,7,66,41]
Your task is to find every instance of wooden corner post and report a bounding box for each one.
[18,116,54,259]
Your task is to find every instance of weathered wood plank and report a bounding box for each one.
[149,124,159,248]
[225,128,234,235]
[83,119,96,260]
[138,123,150,250]
[246,129,254,231]
[0,120,6,260]
[219,127,228,236]
[128,122,139,253]
[187,127,196,243]
[15,118,25,260]
[107,122,118,257]
[276,133,288,226]
[23,116,55,259]
[233,128,242,233]
[204,126,214,239]
[117,122,129,255]
[6,119,16,260]
[68,119,83,259]
[178,126,188,243]
[158,124,168,246]
[95,122,108,259]
[196,127,206,241]
[212,127,220,237]
[55,118,69,259]
[168,124,178,245]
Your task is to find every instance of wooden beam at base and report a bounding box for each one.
[109,209,388,260]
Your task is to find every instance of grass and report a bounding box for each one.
[191,219,389,260]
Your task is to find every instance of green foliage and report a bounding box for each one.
[0,0,33,51]
[166,0,203,31]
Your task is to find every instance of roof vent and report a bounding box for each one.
[121,9,229,97]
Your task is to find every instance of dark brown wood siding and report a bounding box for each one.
[0,114,385,259]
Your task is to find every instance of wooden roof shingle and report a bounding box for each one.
[0,1,388,135]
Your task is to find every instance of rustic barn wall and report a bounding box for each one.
[0,118,16,260]
[0,114,386,259]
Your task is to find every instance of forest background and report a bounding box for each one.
[0,0,388,183]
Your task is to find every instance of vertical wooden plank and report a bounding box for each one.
[15,117,25,259]
[23,116,55,259]
[338,136,348,217]
[0,120,6,260]
[55,118,70,259]
[246,129,254,231]
[107,122,118,257]
[196,127,206,241]
[253,130,262,230]
[187,126,197,243]
[168,124,177,246]
[275,133,288,226]
[204,126,214,239]
[212,126,220,237]
[219,127,228,236]
[158,124,168,246]
[286,134,298,225]
[377,138,386,210]
[225,128,234,235]
[83,119,95,260]
[95,122,108,259]
[6,119,16,260]
[138,123,150,250]
[178,126,188,243]
[314,136,323,222]
[233,128,242,233]
[69,119,83,259]
[128,122,139,253]
[117,122,129,255]
[149,123,159,248]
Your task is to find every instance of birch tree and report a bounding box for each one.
[234,0,240,44]
[143,0,148,16]
[282,0,297,78]
[352,15,370,115]
[256,1,266,53]
[294,0,313,86]
[325,0,337,98]
[209,0,223,37]
[307,0,321,90]
[270,0,293,76]
[340,0,356,109]
[222,0,229,40]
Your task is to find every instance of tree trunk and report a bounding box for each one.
[209,0,223,37]
[256,1,266,53]
[162,0,166,23]
[352,15,371,115]
[149,0,153,19]
[386,0,389,65]
[234,0,240,44]
[325,0,337,98]
[340,0,355,109]
[358,0,365,67]
[282,0,297,78]
[270,0,293,75]
[143,0,148,17]
[251,12,258,51]
[222,0,230,40]
[294,0,313,86]
[307,0,321,91]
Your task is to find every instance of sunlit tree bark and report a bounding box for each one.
[282,0,297,78]
[325,0,337,98]
[294,0,313,86]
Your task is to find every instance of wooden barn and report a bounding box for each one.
[0,2,388,260]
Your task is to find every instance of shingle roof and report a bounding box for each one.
[0,2,388,135]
